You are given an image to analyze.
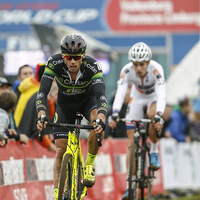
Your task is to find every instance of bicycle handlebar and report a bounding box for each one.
[46,122,102,147]
[119,118,152,123]
[118,118,161,138]
[47,122,94,130]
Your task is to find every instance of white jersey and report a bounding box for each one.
[113,60,166,115]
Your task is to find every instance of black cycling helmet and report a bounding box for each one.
[60,34,87,54]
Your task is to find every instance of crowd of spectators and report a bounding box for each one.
[0,64,58,151]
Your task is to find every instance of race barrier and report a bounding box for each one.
[0,138,199,200]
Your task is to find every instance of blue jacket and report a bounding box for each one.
[166,110,189,142]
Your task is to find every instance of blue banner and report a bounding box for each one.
[0,0,109,32]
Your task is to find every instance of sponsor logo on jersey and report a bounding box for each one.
[156,74,165,85]
[63,89,85,95]
[94,61,102,71]
[36,100,42,105]
[37,92,44,99]
[101,102,108,108]
[124,69,130,74]
[86,64,97,73]
[63,79,88,86]
[100,95,108,103]
[53,59,64,66]
[93,78,103,84]
[53,113,58,123]
[153,69,159,75]
[43,74,54,80]
[48,63,54,69]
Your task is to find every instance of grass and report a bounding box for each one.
[153,194,200,200]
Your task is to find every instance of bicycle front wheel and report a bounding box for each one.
[58,153,73,200]
[128,143,139,200]
[76,156,82,200]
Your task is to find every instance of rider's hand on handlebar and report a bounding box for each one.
[93,119,105,134]
[36,114,48,131]
[152,113,164,131]
[108,113,119,129]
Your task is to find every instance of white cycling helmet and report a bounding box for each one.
[128,42,152,62]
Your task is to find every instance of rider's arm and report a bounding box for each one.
[112,65,130,114]
[112,80,129,114]
[154,64,166,115]
[92,73,108,121]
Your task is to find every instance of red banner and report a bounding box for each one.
[106,0,200,32]
[0,139,164,200]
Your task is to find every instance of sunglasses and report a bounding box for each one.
[62,54,83,61]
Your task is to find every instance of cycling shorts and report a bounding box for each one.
[53,95,97,140]
[126,87,157,130]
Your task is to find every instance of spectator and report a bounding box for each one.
[105,86,131,138]
[12,64,34,97]
[188,99,200,141]
[0,77,29,144]
[13,63,56,152]
[166,95,191,142]
[0,90,17,146]
[0,77,12,92]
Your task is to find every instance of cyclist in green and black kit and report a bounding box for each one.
[35,34,108,200]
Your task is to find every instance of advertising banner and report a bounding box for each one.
[106,0,200,32]
[1,138,200,200]
[0,0,199,33]
[0,139,164,200]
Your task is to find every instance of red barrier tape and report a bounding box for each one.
[0,139,164,200]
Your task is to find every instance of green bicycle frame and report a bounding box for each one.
[63,130,87,200]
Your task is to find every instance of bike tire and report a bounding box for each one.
[58,153,73,200]
[76,156,82,200]
[147,167,154,200]
[139,148,147,200]
[128,143,139,200]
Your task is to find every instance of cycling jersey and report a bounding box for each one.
[113,60,166,116]
[36,54,108,117]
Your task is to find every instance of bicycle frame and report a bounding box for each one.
[45,113,97,200]
[64,130,87,200]
[119,118,154,200]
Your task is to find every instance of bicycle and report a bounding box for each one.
[118,107,159,200]
[39,112,102,200]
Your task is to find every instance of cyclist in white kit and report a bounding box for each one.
[108,42,166,200]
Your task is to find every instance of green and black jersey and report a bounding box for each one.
[36,54,108,116]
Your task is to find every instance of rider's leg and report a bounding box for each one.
[126,129,135,172]
[147,102,160,169]
[53,139,67,189]
[83,108,104,187]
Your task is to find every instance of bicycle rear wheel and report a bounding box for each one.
[58,153,73,200]
[146,166,154,200]
[139,148,148,200]
[128,143,139,200]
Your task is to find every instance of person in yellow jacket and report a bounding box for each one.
[14,63,56,152]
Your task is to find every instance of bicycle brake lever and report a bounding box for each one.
[38,114,45,142]
[95,119,102,147]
